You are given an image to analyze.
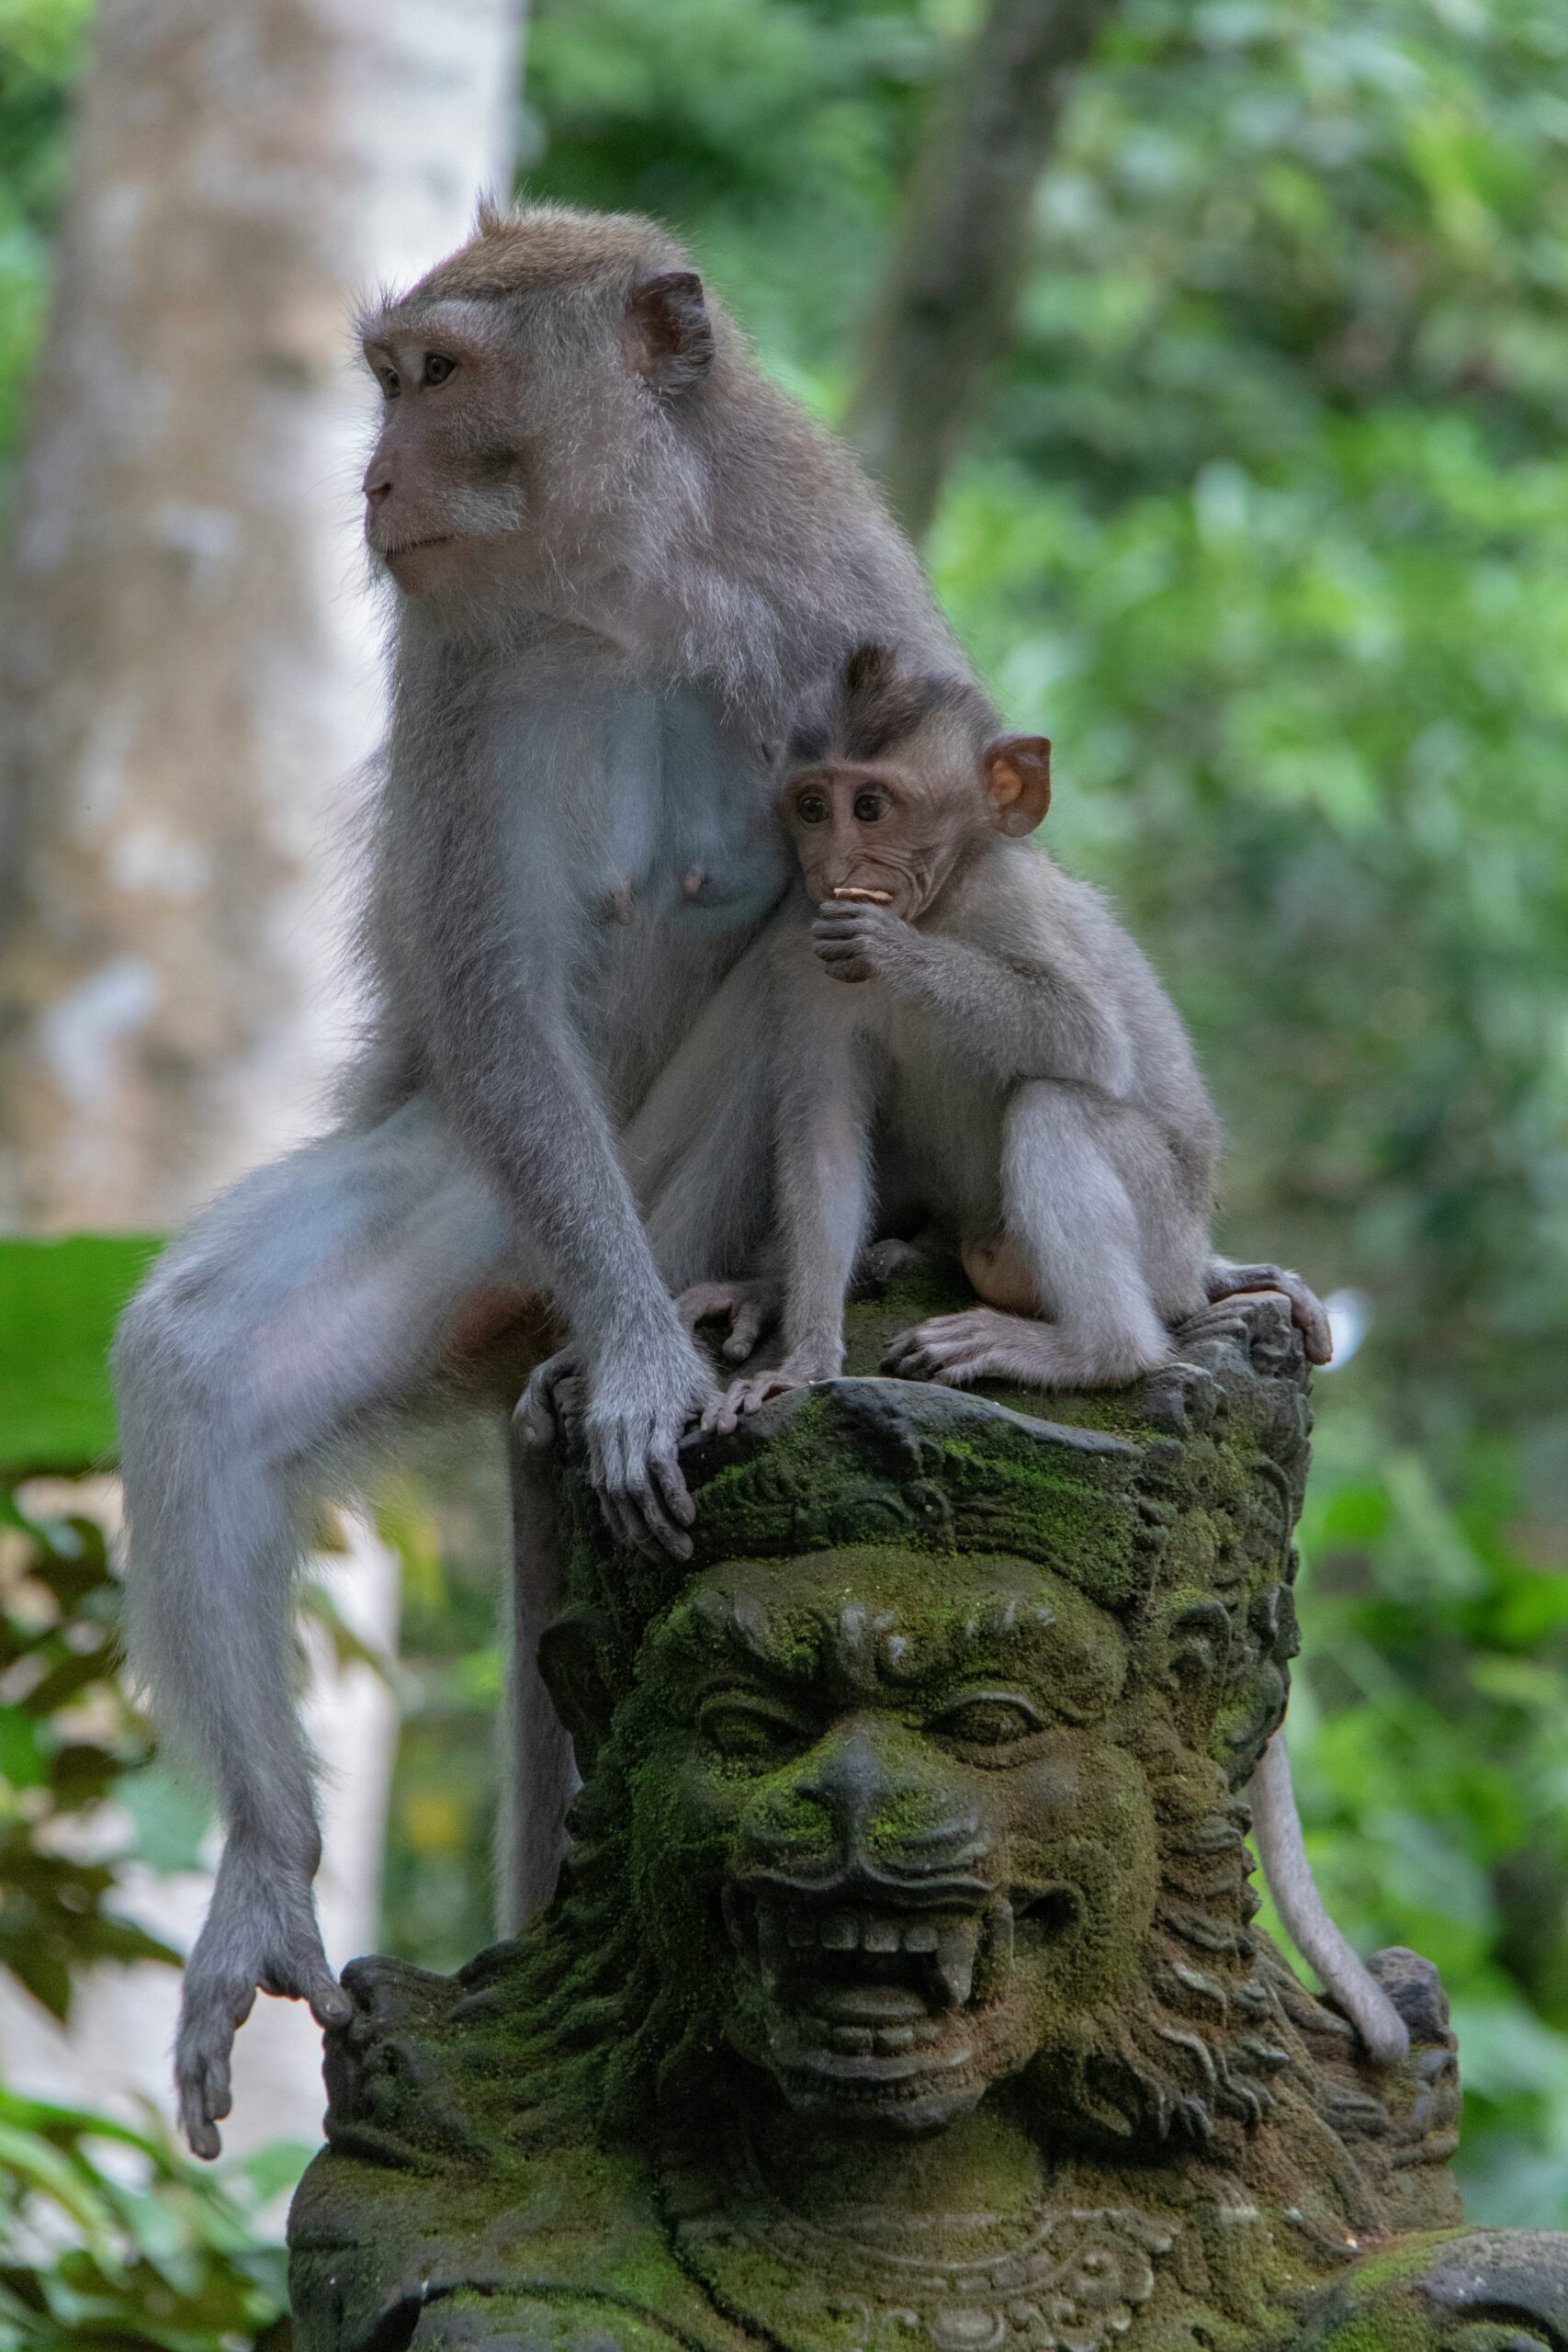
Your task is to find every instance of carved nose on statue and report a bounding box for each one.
[800,1721,983,1865]
[802,1722,892,1849]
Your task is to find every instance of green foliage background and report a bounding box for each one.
[1,0,1566,2276]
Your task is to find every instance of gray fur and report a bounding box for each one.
[114,202,954,2153]
[715,837,1220,1405]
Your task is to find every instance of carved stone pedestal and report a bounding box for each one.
[288,1283,1568,2352]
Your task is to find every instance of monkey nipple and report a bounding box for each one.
[598,881,637,926]
[681,866,710,903]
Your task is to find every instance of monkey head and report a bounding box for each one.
[357,204,717,614]
[612,1547,1156,2136]
[778,644,1052,922]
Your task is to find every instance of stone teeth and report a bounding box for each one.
[863,1917,900,1954]
[786,1914,817,1949]
[934,1922,977,2008]
[903,1921,939,1954]
[874,2025,915,2054]
[830,2025,874,2054]
[821,1912,860,1951]
[755,1900,784,1995]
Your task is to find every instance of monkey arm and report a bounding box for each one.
[412,786,712,1558]
[814,904,1134,1095]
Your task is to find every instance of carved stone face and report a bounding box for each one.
[625,1548,1160,2133]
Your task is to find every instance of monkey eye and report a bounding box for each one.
[795,792,829,826]
[423,354,457,388]
[380,367,400,399]
[852,790,888,823]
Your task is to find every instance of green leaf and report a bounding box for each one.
[0,1237,162,1473]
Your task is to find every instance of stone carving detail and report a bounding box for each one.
[287,1285,1556,2352]
[665,2115,1177,2352]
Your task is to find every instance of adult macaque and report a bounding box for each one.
[113,207,956,2155]
[700,646,1404,2064]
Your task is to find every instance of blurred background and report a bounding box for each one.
[1,0,1566,2338]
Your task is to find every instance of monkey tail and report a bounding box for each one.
[1249,1730,1410,2067]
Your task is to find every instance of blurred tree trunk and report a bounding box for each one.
[0,0,526,1232]
[847,0,1121,544]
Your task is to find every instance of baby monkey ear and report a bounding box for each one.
[624,269,715,393]
[983,735,1053,836]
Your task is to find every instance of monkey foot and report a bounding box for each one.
[176,1858,349,2159]
[1205,1259,1333,1366]
[883,1308,1052,1387]
[883,1308,1156,1391]
[676,1276,781,1366]
[700,1367,811,1435]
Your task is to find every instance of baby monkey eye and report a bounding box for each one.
[795,792,829,825]
[423,354,457,388]
[852,790,887,823]
[380,368,400,398]
[932,1692,1045,1750]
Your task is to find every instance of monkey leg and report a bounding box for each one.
[885,1087,1174,1391]
[114,1098,527,2155]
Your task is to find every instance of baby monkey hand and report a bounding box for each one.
[814,898,908,984]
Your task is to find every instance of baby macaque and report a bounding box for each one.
[709,643,1223,1414]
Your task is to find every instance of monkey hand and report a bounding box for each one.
[582,1321,713,1561]
[813,899,910,985]
[176,1837,350,2159]
[676,1274,782,1365]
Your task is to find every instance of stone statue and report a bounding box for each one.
[288,1283,1568,2351]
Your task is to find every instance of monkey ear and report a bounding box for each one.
[625,269,715,394]
[983,736,1053,837]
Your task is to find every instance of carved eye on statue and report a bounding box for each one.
[852,790,887,823]
[423,354,457,388]
[931,1690,1046,1759]
[795,791,829,826]
[699,1694,810,1769]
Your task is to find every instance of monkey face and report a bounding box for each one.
[357,257,716,614]
[778,762,970,922]
[777,716,1053,924]
[360,302,533,596]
